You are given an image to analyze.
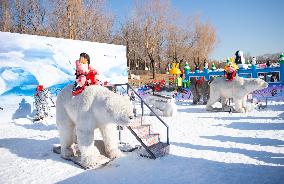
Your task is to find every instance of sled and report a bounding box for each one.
[53,141,116,170]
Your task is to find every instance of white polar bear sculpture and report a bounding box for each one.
[146,95,176,117]
[206,77,268,113]
[56,84,134,168]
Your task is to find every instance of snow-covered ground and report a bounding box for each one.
[0,94,283,184]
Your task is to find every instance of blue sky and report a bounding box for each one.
[108,0,284,60]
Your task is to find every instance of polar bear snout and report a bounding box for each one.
[262,82,268,88]
[116,115,134,125]
[253,78,268,90]
[258,80,268,89]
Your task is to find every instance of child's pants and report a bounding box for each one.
[76,75,87,87]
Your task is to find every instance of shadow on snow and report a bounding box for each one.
[56,153,284,184]
[172,142,284,166]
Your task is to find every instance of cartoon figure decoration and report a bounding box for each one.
[279,53,284,63]
[169,63,182,75]
[211,63,216,71]
[169,77,175,85]
[176,75,183,93]
[182,78,191,88]
[184,62,190,79]
[204,61,209,71]
[34,85,53,121]
[166,63,171,74]
[251,57,257,65]
[194,60,200,72]
[235,50,245,65]
[224,57,239,81]
[151,79,168,93]
[73,53,99,96]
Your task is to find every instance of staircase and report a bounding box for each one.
[115,83,170,159]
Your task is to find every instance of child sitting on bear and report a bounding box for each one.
[72,53,99,96]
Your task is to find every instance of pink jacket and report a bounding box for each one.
[75,60,90,75]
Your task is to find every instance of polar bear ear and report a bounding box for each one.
[104,96,116,117]
[238,77,245,86]
[123,95,129,101]
[249,78,260,87]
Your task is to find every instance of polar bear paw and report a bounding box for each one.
[80,154,110,169]
[206,105,213,111]
[61,147,74,159]
[235,107,245,113]
[106,148,124,159]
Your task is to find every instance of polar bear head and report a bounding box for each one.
[105,93,134,125]
[245,78,268,92]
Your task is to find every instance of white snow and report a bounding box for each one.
[0,95,283,184]
[0,32,284,184]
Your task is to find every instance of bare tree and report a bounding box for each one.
[0,0,10,32]
[49,0,113,42]
[165,20,188,69]
[120,20,145,70]
[181,16,217,69]
[130,0,170,79]
[3,0,47,35]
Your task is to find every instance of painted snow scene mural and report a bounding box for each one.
[0,31,284,184]
[0,32,128,96]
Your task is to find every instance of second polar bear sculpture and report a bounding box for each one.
[206,76,268,113]
[56,84,134,169]
[146,95,176,117]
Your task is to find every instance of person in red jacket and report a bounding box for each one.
[72,53,99,96]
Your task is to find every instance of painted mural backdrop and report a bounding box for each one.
[0,32,128,96]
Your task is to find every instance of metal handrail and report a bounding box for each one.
[115,83,169,145]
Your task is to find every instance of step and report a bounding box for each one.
[117,117,143,131]
[141,133,160,146]
[130,124,151,137]
[128,118,143,127]
[140,142,170,158]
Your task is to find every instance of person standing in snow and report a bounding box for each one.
[72,53,99,95]
[34,85,52,121]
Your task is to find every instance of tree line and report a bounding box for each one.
[1,0,217,79]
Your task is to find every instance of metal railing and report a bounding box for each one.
[115,83,169,145]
